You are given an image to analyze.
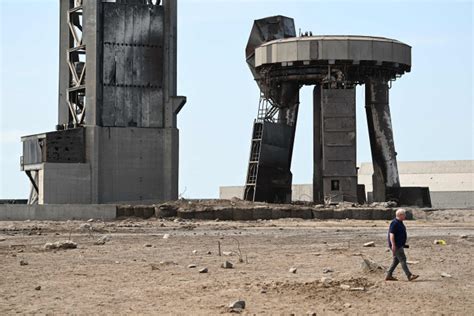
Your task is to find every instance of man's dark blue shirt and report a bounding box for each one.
[388,218,407,248]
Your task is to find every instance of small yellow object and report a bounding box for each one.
[434,239,447,245]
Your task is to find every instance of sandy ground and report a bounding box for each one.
[1,209,473,315]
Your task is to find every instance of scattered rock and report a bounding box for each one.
[222,261,234,269]
[173,218,183,223]
[323,267,333,273]
[188,264,197,269]
[94,235,111,245]
[144,244,153,248]
[289,267,297,274]
[441,272,452,278]
[79,223,92,231]
[199,267,208,273]
[363,241,375,247]
[87,219,94,223]
[163,234,170,239]
[320,277,333,286]
[35,286,41,291]
[350,287,365,291]
[19,260,29,266]
[307,313,317,316]
[228,300,246,312]
[44,241,77,250]
[0,238,6,242]
[159,261,178,266]
[150,264,160,271]
[340,284,351,290]
[222,251,233,256]
[192,250,198,254]
[344,303,352,308]
[207,251,212,255]
[361,257,385,272]
[407,260,419,265]
[460,235,468,239]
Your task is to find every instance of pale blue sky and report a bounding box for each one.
[1,0,473,199]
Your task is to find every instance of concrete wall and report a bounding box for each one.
[95,126,179,204]
[41,163,92,204]
[0,204,116,221]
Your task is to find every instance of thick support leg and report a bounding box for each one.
[244,83,300,204]
[365,79,401,202]
[313,86,323,204]
[314,86,357,203]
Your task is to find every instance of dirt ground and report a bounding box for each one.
[1,209,473,315]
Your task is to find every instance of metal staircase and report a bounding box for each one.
[244,95,280,201]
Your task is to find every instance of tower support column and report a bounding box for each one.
[365,79,401,202]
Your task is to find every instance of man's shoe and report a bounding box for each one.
[385,275,398,281]
[408,274,419,281]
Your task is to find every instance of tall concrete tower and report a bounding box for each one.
[21,0,186,204]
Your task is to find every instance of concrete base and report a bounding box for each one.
[24,126,180,205]
[0,204,116,221]
[40,163,92,204]
[176,206,401,221]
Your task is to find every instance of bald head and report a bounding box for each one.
[396,208,407,221]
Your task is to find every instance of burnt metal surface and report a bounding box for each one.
[399,187,432,208]
[102,3,165,127]
[21,129,86,166]
[244,16,298,203]
[244,16,430,206]
[365,79,400,202]
[21,0,185,205]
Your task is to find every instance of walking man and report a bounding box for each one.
[386,208,419,281]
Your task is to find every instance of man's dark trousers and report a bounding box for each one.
[387,247,412,278]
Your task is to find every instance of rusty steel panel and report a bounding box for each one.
[101,3,164,128]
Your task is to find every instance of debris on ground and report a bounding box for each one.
[144,244,152,248]
[363,241,375,247]
[150,264,160,271]
[79,223,92,231]
[361,257,385,272]
[188,264,197,269]
[94,235,111,245]
[407,260,419,265]
[35,286,41,291]
[159,261,178,266]
[320,277,333,286]
[340,284,351,290]
[163,234,170,239]
[434,239,447,245]
[222,261,234,269]
[350,287,365,291]
[460,235,468,239]
[289,267,297,274]
[222,251,233,256]
[228,300,246,312]
[19,260,28,266]
[323,267,333,273]
[441,272,452,278]
[44,240,77,250]
[199,267,208,273]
